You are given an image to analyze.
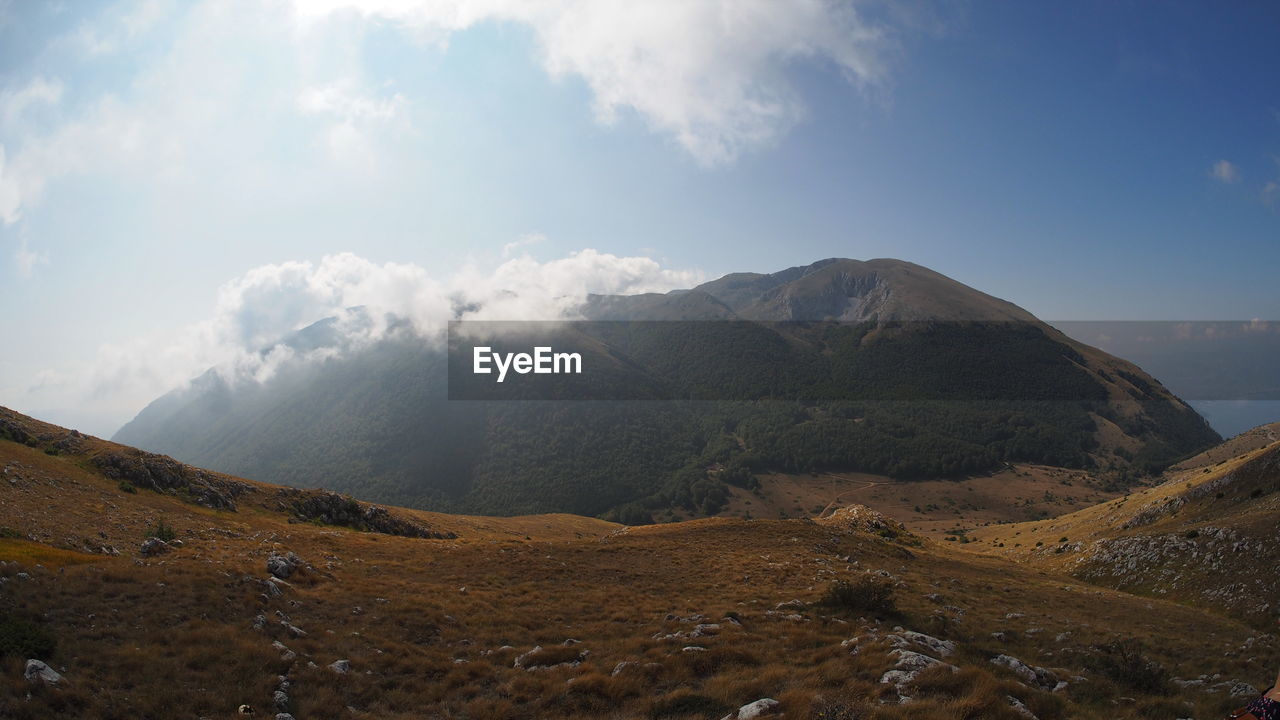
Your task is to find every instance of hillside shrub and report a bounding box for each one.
[143,519,177,543]
[0,611,55,659]
[818,576,896,614]
[1084,639,1169,693]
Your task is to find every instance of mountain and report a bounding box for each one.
[2,406,1273,720]
[972,421,1280,626]
[113,258,1220,519]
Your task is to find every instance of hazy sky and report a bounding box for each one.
[2,0,1279,436]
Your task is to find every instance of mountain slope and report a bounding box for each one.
[2,407,1274,720]
[113,258,1220,519]
[971,425,1280,626]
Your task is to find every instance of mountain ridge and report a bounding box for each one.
[113,257,1220,519]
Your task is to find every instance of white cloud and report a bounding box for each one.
[299,80,409,168]
[1264,180,1280,207]
[292,0,896,165]
[501,231,545,257]
[1209,159,1239,184]
[0,76,63,127]
[13,235,48,276]
[8,247,704,434]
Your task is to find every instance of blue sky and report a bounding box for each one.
[1,0,1278,435]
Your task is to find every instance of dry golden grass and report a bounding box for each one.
[701,465,1125,539]
[1,411,1277,719]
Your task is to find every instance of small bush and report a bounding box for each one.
[143,519,177,543]
[0,526,20,539]
[118,480,137,494]
[1084,639,1169,693]
[818,576,896,614]
[0,611,55,659]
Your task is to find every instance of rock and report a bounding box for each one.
[513,645,588,670]
[991,654,1057,690]
[262,578,284,598]
[889,630,956,657]
[140,538,171,557]
[273,690,289,710]
[281,621,306,638]
[692,623,721,637]
[612,660,662,677]
[720,698,781,719]
[880,649,956,693]
[329,659,351,674]
[1228,682,1259,698]
[275,715,296,720]
[271,641,296,661]
[889,649,943,673]
[24,659,62,685]
[1007,695,1038,719]
[682,646,707,652]
[774,599,805,611]
[267,552,302,580]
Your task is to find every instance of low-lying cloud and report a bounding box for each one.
[11,249,704,436]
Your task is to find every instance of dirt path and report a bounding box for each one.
[816,473,895,517]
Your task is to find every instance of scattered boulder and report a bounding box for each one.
[328,659,351,674]
[720,698,781,720]
[267,552,302,580]
[513,645,588,670]
[1007,695,1038,719]
[991,654,1058,690]
[24,659,62,685]
[140,538,171,557]
[888,630,956,658]
[880,649,957,696]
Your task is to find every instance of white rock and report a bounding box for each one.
[720,697,781,719]
[24,659,62,685]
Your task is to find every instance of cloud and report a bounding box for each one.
[8,247,704,434]
[1209,159,1239,184]
[501,232,545,258]
[12,235,48,276]
[1264,181,1280,207]
[292,0,898,165]
[298,80,409,170]
[0,76,63,127]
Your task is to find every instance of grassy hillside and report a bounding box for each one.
[1,408,1274,719]
[971,428,1280,627]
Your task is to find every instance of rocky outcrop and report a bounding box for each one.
[91,450,251,511]
[273,489,455,539]
[140,538,171,557]
[267,552,303,579]
[991,654,1058,690]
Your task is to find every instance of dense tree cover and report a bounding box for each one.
[114,321,1218,521]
